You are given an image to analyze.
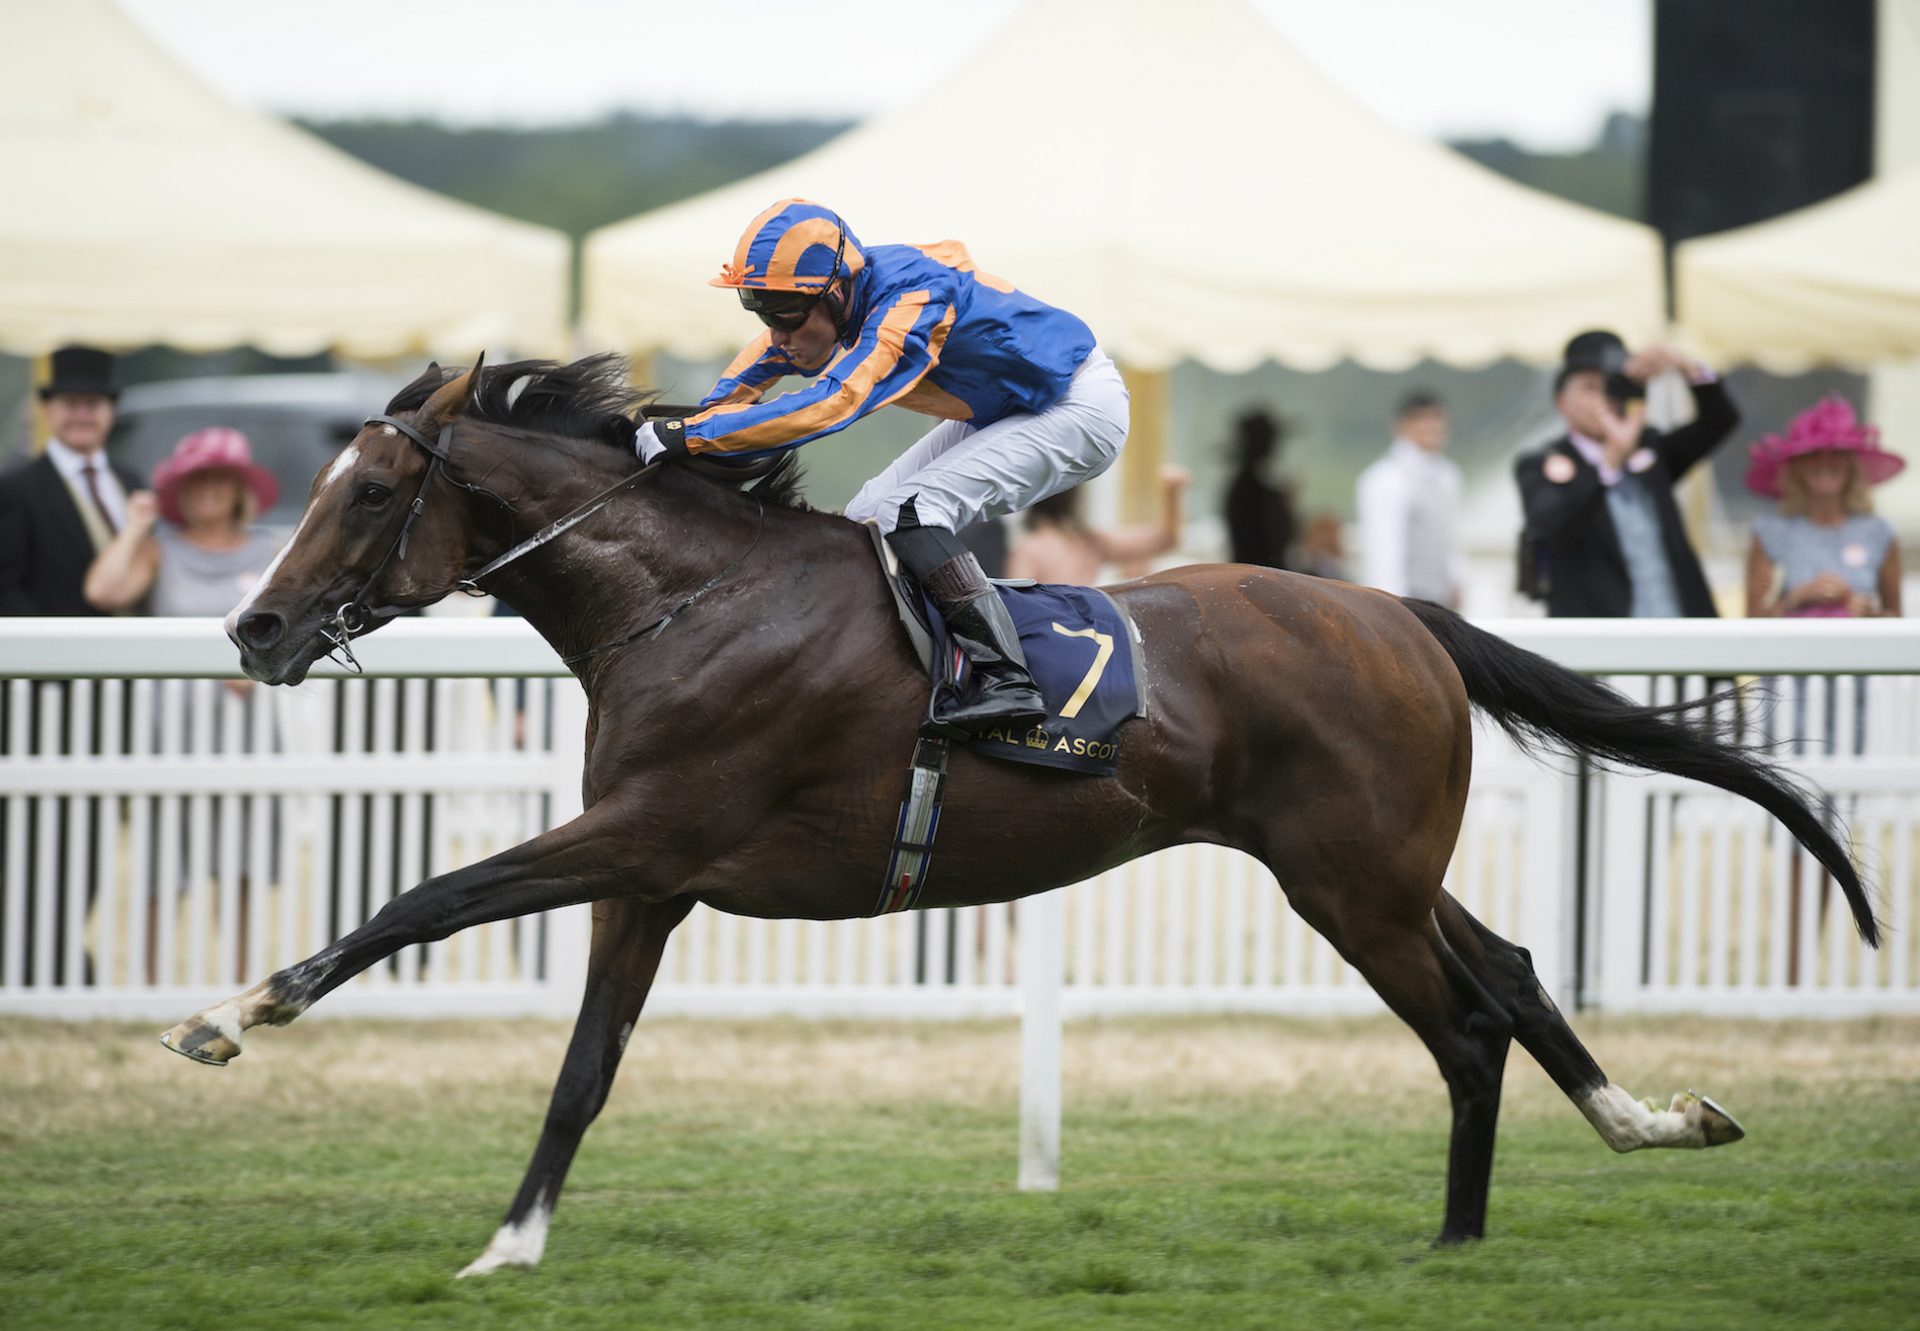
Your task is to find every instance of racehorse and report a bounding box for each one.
[161,355,1879,1276]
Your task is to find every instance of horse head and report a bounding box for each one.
[226,356,503,684]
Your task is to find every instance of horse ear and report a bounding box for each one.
[420,351,486,425]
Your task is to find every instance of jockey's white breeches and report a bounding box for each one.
[844,346,1129,534]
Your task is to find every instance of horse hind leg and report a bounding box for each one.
[1433,892,1744,1152]
[1301,897,1515,1246]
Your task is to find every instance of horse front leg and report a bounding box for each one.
[159,803,648,1066]
[459,894,692,1278]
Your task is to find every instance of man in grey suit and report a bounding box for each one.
[0,346,146,616]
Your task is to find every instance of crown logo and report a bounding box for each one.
[1024,726,1050,750]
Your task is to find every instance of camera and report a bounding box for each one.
[1604,370,1645,407]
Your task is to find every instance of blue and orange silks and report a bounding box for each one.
[685,226,1096,459]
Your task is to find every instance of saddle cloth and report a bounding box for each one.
[867,526,1145,776]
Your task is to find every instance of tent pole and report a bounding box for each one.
[1869,0,1920,544]
[1117,363,1169,525]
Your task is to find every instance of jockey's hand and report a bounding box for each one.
[634,418,689,464]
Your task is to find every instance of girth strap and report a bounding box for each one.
[874,735,951,915]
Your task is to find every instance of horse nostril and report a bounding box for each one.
[236,611,286,651]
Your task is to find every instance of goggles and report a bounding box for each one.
[738,287,821,332]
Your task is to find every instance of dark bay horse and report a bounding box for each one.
[161,356,1878,1275]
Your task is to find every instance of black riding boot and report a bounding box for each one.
[888,519,1048,737]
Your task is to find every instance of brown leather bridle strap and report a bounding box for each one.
[319,410,744,676]
[320,416,456,672]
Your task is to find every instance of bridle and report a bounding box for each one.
[320,410,760,675]
[321,413,460,668]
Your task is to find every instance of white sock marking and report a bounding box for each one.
[456,1197,551,1278]
[1578,1084,1708,1152]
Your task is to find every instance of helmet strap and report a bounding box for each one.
[819,214,854,341]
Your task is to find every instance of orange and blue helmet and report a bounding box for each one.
[710,199,866,294]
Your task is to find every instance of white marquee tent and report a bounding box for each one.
[1675,165,1920,371]
[583,0,1665,374]
[0,0,568,359]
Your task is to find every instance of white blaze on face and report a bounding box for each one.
[227,442,362,630]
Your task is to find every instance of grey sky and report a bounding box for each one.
[115,0,1651,151]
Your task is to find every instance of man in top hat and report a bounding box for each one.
[1514,331,1740,618]
[0,346,147,615]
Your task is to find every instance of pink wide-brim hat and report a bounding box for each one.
[152,428,279,525]
[1743,396,1905,499]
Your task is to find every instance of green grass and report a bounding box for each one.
[2,1015,1917,1329]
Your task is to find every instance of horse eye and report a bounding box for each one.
[356,482,392,508]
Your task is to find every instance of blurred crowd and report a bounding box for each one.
[1009,327,1904,626]
[1,335,1906,629]
[2,346,284,625]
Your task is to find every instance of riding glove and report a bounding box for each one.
[634,418,689,463]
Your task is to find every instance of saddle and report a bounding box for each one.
[864,524,1144,914]
[865,525,1145,776]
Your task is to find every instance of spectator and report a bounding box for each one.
[1224,408,1295,569]
[0,346,144,615]
[1296,512,1348,581]
[85,428,280,617]
[1744,397,1903,619]
[1356,389,1465,606]
[1515,330,1739,618]
[1007,465,1189,584]
[0,347,147,988]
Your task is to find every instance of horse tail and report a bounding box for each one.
[1400,597,1879,947]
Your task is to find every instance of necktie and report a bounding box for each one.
[80,461,119,535]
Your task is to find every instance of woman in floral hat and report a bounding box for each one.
[86,427,281,616]
[1745,397,1904,619]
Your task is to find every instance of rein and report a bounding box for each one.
[561,499,763,668]
[321,412,757,675]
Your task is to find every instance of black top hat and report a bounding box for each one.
[1231,407,1287,465]
[1553,329,1635,397]
[1561,329,1630,377]
[39,345,118,400]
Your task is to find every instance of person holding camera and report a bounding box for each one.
[1515,329,1739,618]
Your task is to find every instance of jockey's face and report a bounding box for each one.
[766,282,843,372]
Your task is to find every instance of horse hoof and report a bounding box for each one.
[160,1017,241,1067]
[1692,1092,1746,1147]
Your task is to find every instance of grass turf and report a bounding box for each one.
[2,1015,1917,1329]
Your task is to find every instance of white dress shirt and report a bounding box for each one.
[44,436,130,532]
[1355,437,1465,602]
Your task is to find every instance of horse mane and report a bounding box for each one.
[386,354,809,512]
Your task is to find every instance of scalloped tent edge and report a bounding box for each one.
[1675,165,1920,373]
[0,0,569,360]
[582,0,1665,373]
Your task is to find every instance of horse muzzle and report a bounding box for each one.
[226,605,326,686]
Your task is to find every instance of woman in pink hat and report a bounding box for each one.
[1744,397,1903,619]
[85,427,282,616]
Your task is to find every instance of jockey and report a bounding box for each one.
[634,199,1130,737]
